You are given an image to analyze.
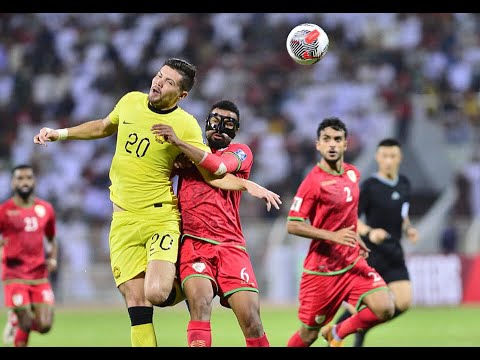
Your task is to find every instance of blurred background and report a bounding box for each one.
[0,13,479,308]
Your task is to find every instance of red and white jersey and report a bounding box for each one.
[288,162,361,273]
[177,143,253,247]
[0,197,56,281]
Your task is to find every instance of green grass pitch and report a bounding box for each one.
[1,304,479,347]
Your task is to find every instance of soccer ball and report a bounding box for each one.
[286,23,329,65]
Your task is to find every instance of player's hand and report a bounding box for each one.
[332,225,358,247]
[173,153,194,169]
[369,228,390,245]
[244,180,282,212]
[33,127,59,146]
[46,258,58,273]
[357,234,371,258]
[405,227,419,244]
[151,124,180,145]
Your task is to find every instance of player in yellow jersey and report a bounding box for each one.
[33,58,281,347]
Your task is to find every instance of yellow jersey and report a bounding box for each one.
[108,91,209,214]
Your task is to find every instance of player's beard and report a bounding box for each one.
[207,133,230,150]
[15,186,34,201]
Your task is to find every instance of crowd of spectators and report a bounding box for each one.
[1,13,479,286]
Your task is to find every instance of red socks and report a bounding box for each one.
[246,333,270,347]
[187,320,211,347]
[336,307,384,339]
[14,327,29,347]
[287,331,309,347]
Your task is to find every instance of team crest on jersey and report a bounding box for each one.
[113,266,121,279]
[12,294,24,307]
[314,314,326,325]
[154,135,165,144]
[34,204,46,218]
[391,191,400,200]
[346,170,357,183]
[192,262,206,273]
[232,149,247,161]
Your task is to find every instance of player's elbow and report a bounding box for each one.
[287,220,302,235]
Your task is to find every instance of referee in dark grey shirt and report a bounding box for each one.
[336,138,419,347]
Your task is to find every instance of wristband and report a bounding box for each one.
[57,128,68,141]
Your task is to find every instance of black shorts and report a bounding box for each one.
[375,264,410,284]
[367,253,410,284]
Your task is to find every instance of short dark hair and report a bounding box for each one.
[11,164,33,175]
[209,100,240,122]
[163,58,197,92]
[377,138,401,148]
[317,117,348,139]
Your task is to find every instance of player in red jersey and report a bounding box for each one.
[151,100,273,347]
[0,164,58,347]
[285,117,395,347]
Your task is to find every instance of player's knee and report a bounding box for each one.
[145,285,171,306]
[299,327,319,345]
[36,323,52,334]
[381,301,396,321]
[188,294,214,316]
[243,320,265,338]
[395,298,412,312]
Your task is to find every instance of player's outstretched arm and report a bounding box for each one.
[151,123,239,176]
[198,167,281,211]
[33,117,117,146]
[357,219,390,244]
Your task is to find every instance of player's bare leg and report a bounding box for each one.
[389,280,412,312]
[118,275,156,347]
[2,309,18,345]
[32,304,54,334]
[183,276,215,347]
[331,289,394,346]
[12,308,34,347]
[144,260,176,306]
[228,291,269,347]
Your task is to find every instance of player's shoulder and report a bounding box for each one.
[175,106,198,122]
[344,162,359,172]
[0,198,11,212]
[227,142,252,154]
[398,173,411,185]
[344,162,361,177]
[119,91,146,103]
[227,143,253,162]
[34,198,55,211]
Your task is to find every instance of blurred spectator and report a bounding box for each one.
[461,150,480,219]
[439,217,459,254]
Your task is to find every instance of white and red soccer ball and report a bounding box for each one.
[286,23,329,65]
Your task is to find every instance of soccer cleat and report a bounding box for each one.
[3,310,18,345]
[321,324,344,347]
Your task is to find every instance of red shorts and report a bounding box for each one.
[3,281,55,309]
[179,237,258,307]
[297,257,388,329]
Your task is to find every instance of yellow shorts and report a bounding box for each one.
[109,204,181,287]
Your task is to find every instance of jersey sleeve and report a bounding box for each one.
[221,143,253,173]
[181,118,211,153]
[288,173,318,222]
[44,203,56,239]
[401,175,411,219]
[108,92,136,125]
[358,178,370,218]
[0,204,5,233]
